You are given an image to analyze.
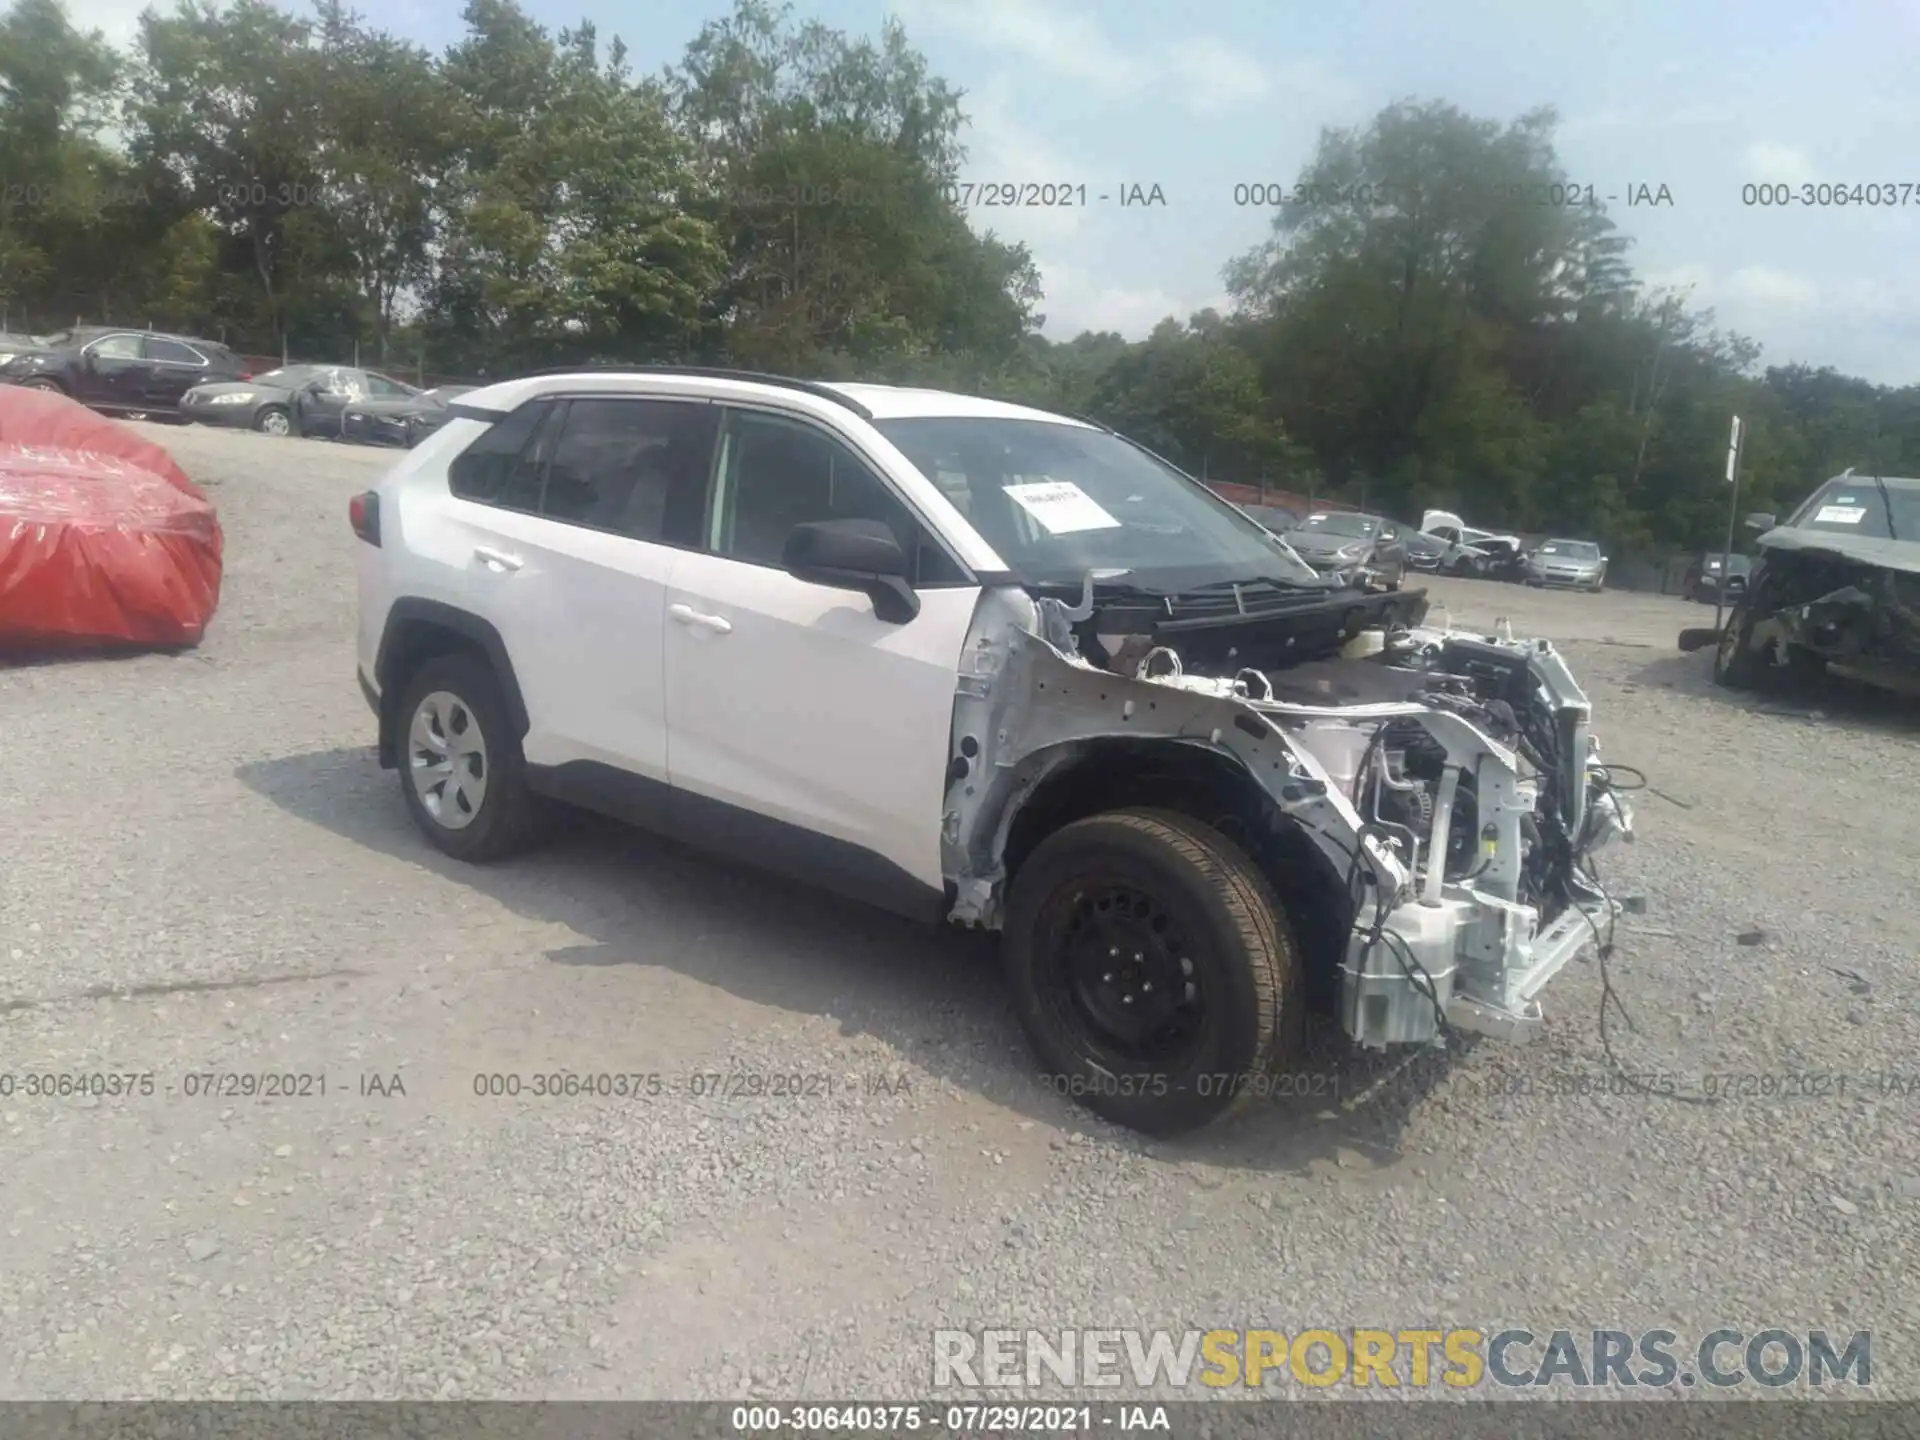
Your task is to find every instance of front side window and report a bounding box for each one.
[710,409,965,584]
[539,398,717,543]
[873,416,1318,589]
[88,334,143,361]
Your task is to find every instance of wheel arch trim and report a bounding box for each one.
[373,600,530,767]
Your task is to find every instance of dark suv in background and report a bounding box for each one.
[0,327,250,419]
[1683,551,1751,603]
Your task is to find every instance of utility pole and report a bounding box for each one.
[1714,415,1745,636]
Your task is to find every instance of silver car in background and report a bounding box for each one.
[1525,538,1607,591]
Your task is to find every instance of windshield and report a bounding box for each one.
[1789,478,1920,541]
[872,417,1320,588]
[1295,512,1379,538]
[41,329,81,347]
[1538,540,1599,559]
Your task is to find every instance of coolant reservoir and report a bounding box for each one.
[1296,723,1371,796]
[1341,627,1387,658]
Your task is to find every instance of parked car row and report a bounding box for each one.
[0,326,471,449]
[1234,500,1611,595]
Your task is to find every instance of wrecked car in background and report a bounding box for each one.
[1714,469,1920,697]
[1420,509,1529,581]
[355,370,1634,1137]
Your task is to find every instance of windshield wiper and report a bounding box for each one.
[1870,472,1900,541]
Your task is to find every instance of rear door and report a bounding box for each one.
[441,394,717,791]
[139,336,211,408]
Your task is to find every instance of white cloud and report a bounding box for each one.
[1558,101,1739,143]
[953,77,1094,245]
[898,0,1146,92]
[900,0,1303,118]
[1742,143,1816,185]
[1167,38,1269,115]
[60,0,151,48]
[1723,265,1820,313]
[1034,260,1226,339]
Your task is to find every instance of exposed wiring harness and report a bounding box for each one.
[1338,721,1450,1041]
[1571,766,1717,1106]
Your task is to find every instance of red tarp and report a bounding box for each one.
[0,386,223,650]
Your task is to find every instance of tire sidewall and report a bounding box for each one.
[395,655,526,861]
[1712,601,1757,686]
[256,405,290,436]
[1002,815,1288,1133]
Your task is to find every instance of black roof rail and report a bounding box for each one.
[511,364,873,420]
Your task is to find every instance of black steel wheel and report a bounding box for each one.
[1002,808,1300,1136]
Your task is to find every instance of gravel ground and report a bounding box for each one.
[2,422,1917,1403]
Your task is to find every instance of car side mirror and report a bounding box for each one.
[782,518,920,624]
[1744,512,1776,533]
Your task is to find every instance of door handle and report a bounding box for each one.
[669,603,732,634]
[473,546,523,572]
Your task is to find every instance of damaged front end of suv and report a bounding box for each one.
[941,578,1633,1125]
[1713,474,1920,698]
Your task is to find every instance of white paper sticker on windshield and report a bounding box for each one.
[1003,480,1122,534]
[1814,504,1866,524]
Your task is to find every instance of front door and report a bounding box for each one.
[79,333,146,407]
[661,406,979,917]
[298,367,363,436]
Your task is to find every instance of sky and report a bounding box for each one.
[60,0,1920,384]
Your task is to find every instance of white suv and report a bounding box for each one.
[351,367,1634,1135]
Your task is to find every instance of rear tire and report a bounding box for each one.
[395,654,552,862]
[1002,808,1301,1136]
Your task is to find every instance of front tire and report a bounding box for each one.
[395,654,551,862]
[20,377,64,394]
[255,405,291,436]
[1002,808,1301,1136]
[1712,601,1764,689]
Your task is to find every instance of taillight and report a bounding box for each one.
[236,369,254,380]
[349,490,381,546]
